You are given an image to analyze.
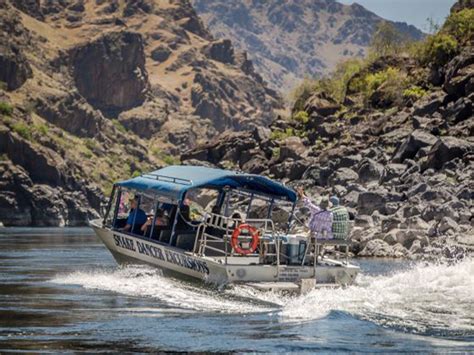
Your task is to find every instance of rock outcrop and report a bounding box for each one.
[72,31,149,115]
[183,14,474,259]
[0,0,281,226]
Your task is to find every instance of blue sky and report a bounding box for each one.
[338,0,457,32]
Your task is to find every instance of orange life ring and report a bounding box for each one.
[231,224,260,255]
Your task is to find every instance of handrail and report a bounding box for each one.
[195,213,277,262]
[141,173,193,186]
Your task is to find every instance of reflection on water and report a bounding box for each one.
[0,228,473,352]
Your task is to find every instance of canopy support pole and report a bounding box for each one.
[170,201,180,246]
[286,202,297,232]
[111,187,121,228]
[149,196,159,240]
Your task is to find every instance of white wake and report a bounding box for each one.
[52,266,274,314]
[280,258,474,334]
[52,258,474,335]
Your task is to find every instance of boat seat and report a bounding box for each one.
[176,233,196,251]
[131,224,144,236]
[159,230,172,244]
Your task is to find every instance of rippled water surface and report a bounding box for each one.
[0,228,473,353]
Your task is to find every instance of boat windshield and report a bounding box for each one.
[103,183,296,251]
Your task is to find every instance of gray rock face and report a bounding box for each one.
[118,101,168,139]
[36,94,103,138]
[0,161,99,227]
[72,31,149,115]
[0,43,32,91]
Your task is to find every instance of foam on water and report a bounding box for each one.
[52,266,274,314]
[280,258,474,335]
[52,258,474,335]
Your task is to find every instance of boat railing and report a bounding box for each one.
[194,213,279,265]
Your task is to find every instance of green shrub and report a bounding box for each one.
[292,110,309,124]
[34,123,49,135]
[443,8,474,44]
[131,170,141,178]
[84,138,97,151]
[24,102,36,115]
[162,154,179,165]
[403,86,428,100]
[271,128,296,141]
[12,122,32,140]
[150,147,179,165]
[82,149,93,159]
[418,33,459,66]
[349,67,407,106]
[365,67,401,93]
[0,102,13,116]
[111,119,127,133]
[272,147,280,158]
[291,78,318,112]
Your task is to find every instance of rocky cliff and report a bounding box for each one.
[183,3,474,259]
[192,0,425,92]
[0,0,282,226]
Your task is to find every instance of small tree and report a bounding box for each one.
[371,21,404,56]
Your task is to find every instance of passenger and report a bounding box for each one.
[120,196,147,233]
[329,196,350,240]
[296,187,333,239]
[141,208,169,233]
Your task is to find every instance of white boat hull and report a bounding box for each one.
[90,219,359,289]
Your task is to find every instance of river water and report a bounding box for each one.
[0,228,473,353]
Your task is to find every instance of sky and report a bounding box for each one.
[338,0,457,32]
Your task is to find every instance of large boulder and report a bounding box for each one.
[450,0,474,12]
[303,92,340,117]
[357,191,387,215]
[392,129,438,163]
[412,91,447,117]
[202,39,235,64]
[381,163,407,183]
[328,168,359,186]
[279,136,306,161]
[423,137,473,170]
[444,48,474,98]
[357,158,384,183]
[72,31,149,114]
[358,239,407,257]
[150,45,171,63]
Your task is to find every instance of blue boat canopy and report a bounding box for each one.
[116,165,297,203]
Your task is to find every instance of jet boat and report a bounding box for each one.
[90,166,359,294]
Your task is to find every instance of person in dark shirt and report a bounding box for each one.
[121,196,147,233]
